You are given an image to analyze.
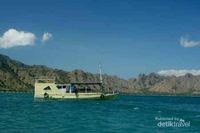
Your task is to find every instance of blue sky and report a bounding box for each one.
[0,0,200,78]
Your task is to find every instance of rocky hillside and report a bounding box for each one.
[1,54,200,95]
[0,54,128,92]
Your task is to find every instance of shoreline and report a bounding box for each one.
[118,92,200,97]
[1,90,200,97]
[0,90,34,93]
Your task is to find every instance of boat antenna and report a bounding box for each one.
[99,64,103,84]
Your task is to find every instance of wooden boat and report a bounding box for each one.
[34,67,118,99]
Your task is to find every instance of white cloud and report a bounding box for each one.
[180,36,200,48]
[158,69,200,77]
[0,29,36,49]
[42,32,52,42]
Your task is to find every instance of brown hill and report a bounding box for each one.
[0,54,128,92]
[1,54,200,95]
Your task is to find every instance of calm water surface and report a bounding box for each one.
[0,93,200,133]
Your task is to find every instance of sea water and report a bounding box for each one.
[0,93,199,133]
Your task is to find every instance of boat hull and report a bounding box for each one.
[34,92,118,100]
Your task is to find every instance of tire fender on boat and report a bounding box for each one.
[44,92,49,98]
[100,94,105,99]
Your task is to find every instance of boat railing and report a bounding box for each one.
[35,76,56,83]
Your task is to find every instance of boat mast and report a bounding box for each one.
[99,64,103,84]
[99,64,104,92]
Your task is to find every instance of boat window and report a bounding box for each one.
[63,85,66,88]
[56,85,62,89]
[57,85,67,89]
[43,86,51,90]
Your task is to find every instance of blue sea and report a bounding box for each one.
[0,93,200,133]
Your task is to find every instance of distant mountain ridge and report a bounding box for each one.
[0,54,200,95]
